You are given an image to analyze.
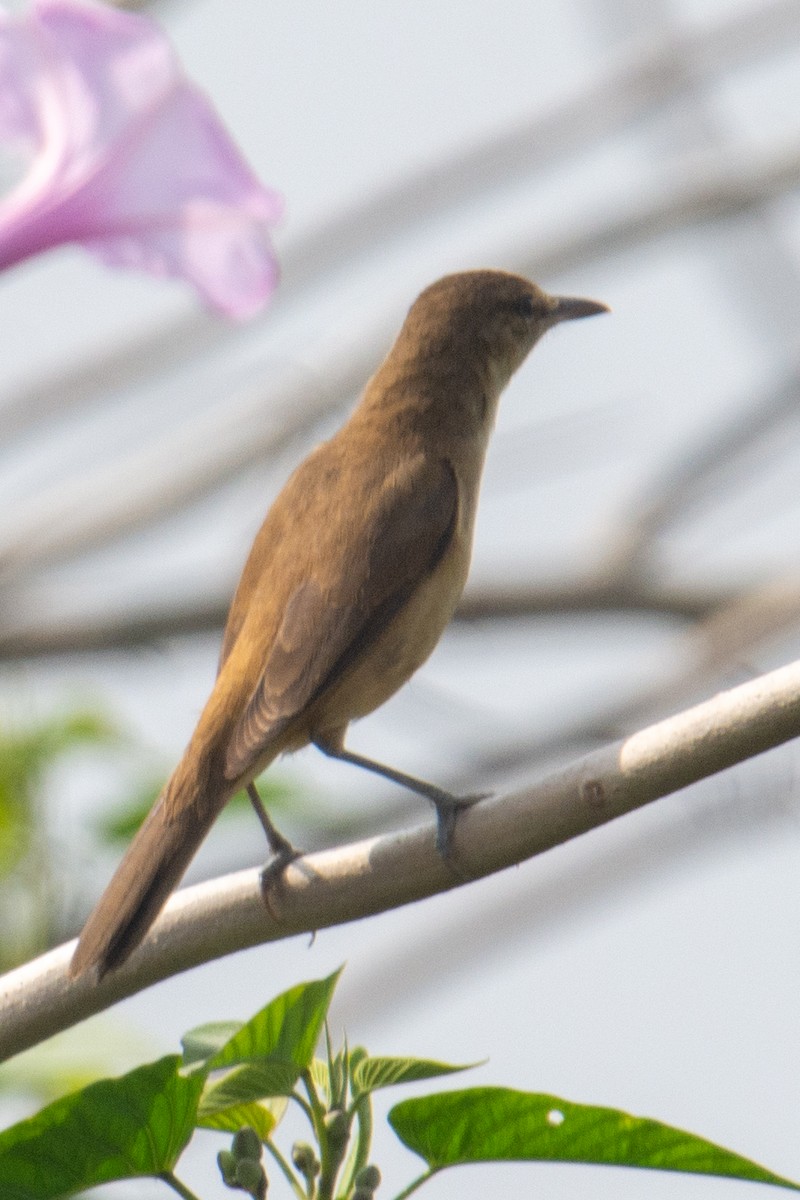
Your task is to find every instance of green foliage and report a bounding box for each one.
[192,970,339,1073]
[351,1055,476,1097]
[389,1088,800,1190]
[0,708,119,970]
[0,702,304,975]
[0,709,116,876]
[0,1056,203,1199]
[0,971,796,1200]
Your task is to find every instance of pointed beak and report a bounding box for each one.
[547,295,610,326]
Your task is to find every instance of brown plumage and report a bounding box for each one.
[70,270,607,980]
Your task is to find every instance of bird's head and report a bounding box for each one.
[405,269,609,393]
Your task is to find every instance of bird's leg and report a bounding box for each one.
[247,781,297,858]
[247,782,301,910]
[312,738,487,859]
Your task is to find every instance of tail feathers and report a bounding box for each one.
[70,786,218,981]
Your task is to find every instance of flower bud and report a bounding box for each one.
[355,1164,382,1191]
[232,1126,263,1161]
[323,1108,349,1149]
[235,1157,267,1199]
[217,1149,237,1186]
[291,1141,319,1177]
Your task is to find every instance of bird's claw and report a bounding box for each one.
[259,844,303,919]
[433,790,490,861]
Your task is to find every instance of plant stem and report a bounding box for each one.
[339,1094,372,1196]
[301,1069,338,1200]
[290,1090,316,1125]
[160,1171,203,1200]
[264,1138,307,1200]
[390,1170,436,1200]
[302,1069,327,1124]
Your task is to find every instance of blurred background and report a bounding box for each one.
[2,0,800,1196]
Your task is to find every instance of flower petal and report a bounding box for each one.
[0,0,281,317]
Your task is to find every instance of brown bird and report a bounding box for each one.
[70,269,608,980]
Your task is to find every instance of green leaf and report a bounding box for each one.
[389,1088,800,1191]
[184,973,341,1142]
[185,971,341,1073]
[353,1056,475,1096]
[199,1062,301,1115]
[182,1021,244,1070]
[328,1035,346,1109]
[198,1098,285,1140]
[0,1056,204,1199]
[308,1056,329,1097]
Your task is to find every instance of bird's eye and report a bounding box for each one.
[511,295,536,318]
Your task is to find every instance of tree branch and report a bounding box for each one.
[2,656,800,1062]
[6,0,795,441]
[0,577,737,661]
[601,369,800,576]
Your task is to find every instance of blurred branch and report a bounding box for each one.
[0,563,796,666]
[3,653,800,1059]
[3,0,795,441]
[585,0,800,578]
[601,369,800,576]
[0,339,383,580]
[102,0,185,10]
[0,578,745,662]
[0,311,227,443]
[4,140,799,584]
[523,142,800,281]
[280,0,800,293]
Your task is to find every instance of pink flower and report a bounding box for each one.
[0,0,282,317]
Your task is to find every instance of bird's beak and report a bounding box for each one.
[547,295,610,326]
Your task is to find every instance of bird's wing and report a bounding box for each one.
[224,455,458,781]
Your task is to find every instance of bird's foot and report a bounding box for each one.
[259,840,303,920]
[433,791,489,863]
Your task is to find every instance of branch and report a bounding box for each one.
[0,339,382,580]
[520,142,800,285]
[13,139,800,582]
[6,137,799,582]
[8,38,800,581]
[602,369,800,576]
[2,657,800,1061]
[0,577,739,661]
[5,0,795,440]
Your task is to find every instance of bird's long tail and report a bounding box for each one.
[69,769,228,981]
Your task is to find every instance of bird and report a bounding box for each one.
[70,269,608,980]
